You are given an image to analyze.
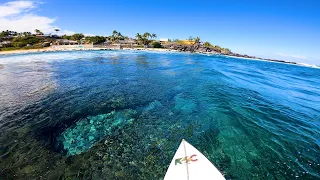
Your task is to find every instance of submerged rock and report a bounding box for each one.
[56,109,136,156]
[144,100,162,112]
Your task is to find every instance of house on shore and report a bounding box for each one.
[159,38,169,44]
[0,36,14,41]
[114,38,137,48]
[118,38,136,45]
[0,41,12,48]
[55,39,79,45]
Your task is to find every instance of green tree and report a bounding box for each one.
[0,31,10,38]
[151,33,157,39]
[11,31,17,36]
[22,32,32,36]
[85,36,106,44]
[108,30,125,43]
[11,36,42,47]
[221,48,231,54]
[35,29,43,35]
[135,32,157,46]
[203,41,213,48]
[194,37,200,44]
[70,33,84,41]
[61,34,71,40]
[0,30,18,38]
[151,41,162,48]
[212,45,222,52]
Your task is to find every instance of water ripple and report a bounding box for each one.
[0,51,319,179]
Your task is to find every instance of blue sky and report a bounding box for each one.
[1,0,319,65]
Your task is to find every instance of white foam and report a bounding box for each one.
[297,63,320,69]
[0,50,141,65]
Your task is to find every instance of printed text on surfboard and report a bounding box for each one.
[175,154,198,165]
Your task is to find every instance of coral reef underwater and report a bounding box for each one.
[56,109,136,155]
[56,99,165,156]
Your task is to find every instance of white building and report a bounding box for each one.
[159,38,169,42]
[0,41,12,47]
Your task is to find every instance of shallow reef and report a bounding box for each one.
[56,109,137,155]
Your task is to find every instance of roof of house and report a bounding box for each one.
[56,39,78,43]
[160,38,169,41]
[118,39,136,43]
[0,41,12,44]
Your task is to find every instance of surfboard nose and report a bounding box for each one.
[164,139,225,180]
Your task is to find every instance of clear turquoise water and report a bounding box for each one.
[0,50,319,179]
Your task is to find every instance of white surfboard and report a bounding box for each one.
[164,139,225,180]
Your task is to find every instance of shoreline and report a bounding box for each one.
[0,47,179,55]
[0,47,319,69]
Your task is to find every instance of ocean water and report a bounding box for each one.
[0,50,319,179]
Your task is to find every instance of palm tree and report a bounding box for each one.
[135,33,142,43]
[151,33,157,39]
[23,32,32,36]
[54,28,60,36]
[35,29,43,35]
[109,30,125,43]
[143,32,151,38]
[112,30,118,35]
[135,32,157,47]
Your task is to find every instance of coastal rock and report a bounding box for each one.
[163,43,223,54]
[163,43,267,58]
